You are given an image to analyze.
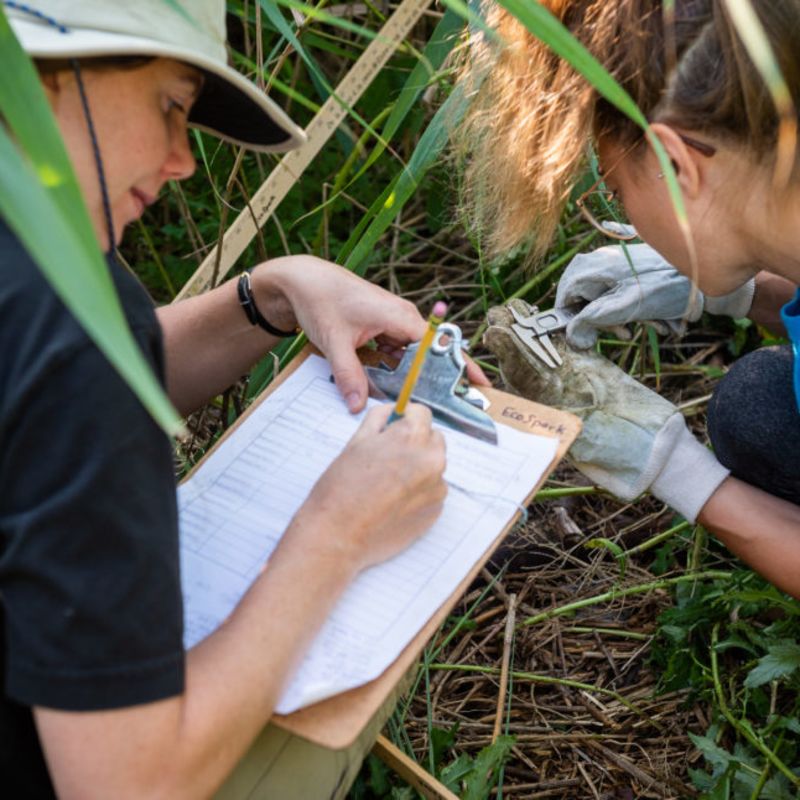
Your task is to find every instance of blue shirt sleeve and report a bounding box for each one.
[780,288,800,414]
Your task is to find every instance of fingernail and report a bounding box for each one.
[346,392,360,412]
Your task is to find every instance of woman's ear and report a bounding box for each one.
[649,122,702,199]
[39,67,64,106]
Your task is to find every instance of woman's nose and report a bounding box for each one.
[164,119,196,181]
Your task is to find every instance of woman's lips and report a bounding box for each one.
[130,188,155,219]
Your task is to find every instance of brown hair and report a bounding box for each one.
[455,0,800,260]
[36,56,155,75]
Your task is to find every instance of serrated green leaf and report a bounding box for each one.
[366,753,392,795]
[689,733,736,772]
[461,735,516,800]
[689,765,716,791]
[439,752,474,791]
[744,642,800,688]
[769,715,800,735]
[430,722,459,768]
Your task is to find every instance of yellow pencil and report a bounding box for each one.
[387,301,447,425]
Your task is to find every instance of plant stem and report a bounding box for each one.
[428,663,650,721]
[710,623,800,788]
[533,486,600,499]
[622,520,691,557]
[561,626,650,641]
[520,571,732,627]
[136,219,176,298]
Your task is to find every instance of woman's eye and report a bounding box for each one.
[166,98,188,114]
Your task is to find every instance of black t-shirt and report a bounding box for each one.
[0,221,184,796]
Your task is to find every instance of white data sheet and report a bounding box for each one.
[178,355,558,714]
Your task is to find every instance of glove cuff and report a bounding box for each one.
[648,414,730,522]
[705,279,756,319]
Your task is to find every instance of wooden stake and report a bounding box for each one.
[492,592,517,742]
[372,734,460,800]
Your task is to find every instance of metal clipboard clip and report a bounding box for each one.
[364,322,498,445]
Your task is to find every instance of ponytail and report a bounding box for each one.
[455,0,800,260]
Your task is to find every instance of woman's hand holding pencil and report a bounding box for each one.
[387,301,448,426]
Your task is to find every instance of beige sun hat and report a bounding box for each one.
[6,0,307,152]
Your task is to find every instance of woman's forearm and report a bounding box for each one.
[36,512,360,800]
[699,476,800,598]
[156,265,297,415]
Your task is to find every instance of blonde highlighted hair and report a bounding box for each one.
[456,0,800,260]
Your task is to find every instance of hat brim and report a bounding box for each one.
[11,16,307,153]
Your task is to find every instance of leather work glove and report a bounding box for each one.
[556,241,756,349]
[484,300,730,522]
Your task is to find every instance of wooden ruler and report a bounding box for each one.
[372,735,461,800]
[176,0,433,301]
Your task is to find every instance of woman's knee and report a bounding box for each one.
[707,346,800,504]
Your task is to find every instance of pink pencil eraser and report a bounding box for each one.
[432,301,448,317]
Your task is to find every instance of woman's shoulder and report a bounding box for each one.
[0,219,161,357]
[0,220,165,409]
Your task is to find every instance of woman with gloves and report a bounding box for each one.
[460,0,800,596]
[0,1,493,797]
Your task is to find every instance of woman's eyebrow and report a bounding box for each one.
[178,73,204,99]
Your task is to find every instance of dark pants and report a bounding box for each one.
[707,345,800,505]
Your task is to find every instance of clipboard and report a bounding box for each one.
[183,344,581,750]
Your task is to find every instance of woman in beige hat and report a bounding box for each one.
[1,2,487,796]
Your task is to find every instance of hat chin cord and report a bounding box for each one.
[69,58,118,255]
[4,2,117,255]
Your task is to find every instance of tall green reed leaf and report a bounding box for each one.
[298,7,464,226]
[342,83,470,274]
[0,9,182,435]
[273,0,380,42]
[257,0,390,156]
[490,0,700,284]
[722,0,798,188]
[258,0,330,99]
[438,0,496,39]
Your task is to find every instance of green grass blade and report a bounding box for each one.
[258,0,331,101]
[300,8,464,226]
[258,0,395,165]
[349,8,464,184]
[0,10,182,435]
[343,83,470,274]
[721,0,797,187]
[439,0,497,40]
[491,0,696,281]
[273,0,380,42]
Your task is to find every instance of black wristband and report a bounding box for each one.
[237,272,297,338]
